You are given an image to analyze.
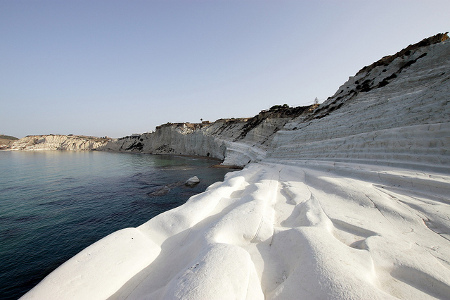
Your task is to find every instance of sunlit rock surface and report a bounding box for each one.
[23,34,450,300]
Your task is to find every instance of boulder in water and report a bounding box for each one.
[185,176,200,187]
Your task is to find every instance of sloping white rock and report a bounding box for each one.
[270,39,450,170]
[22,163,450,299]
[23,228,161,299]
[22,37,450,299]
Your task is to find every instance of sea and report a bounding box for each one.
[0,150,235,299]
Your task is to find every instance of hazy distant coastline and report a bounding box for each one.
[2,135,110,151]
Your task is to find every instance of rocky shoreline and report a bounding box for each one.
[20,33,450,300]
[6,33,448,170]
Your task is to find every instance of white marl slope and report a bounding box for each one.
[269,39,449,170]
[23,36,450,300]
[101,108,312,167]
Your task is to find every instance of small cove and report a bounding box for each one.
[0,151,235,299]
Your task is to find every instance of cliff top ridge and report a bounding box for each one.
[357,32,448,76]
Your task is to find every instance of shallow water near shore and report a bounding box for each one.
[0,151,234,299]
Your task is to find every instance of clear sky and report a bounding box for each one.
[1,0,449,138]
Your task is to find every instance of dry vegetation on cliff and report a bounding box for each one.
[0,134,19,149]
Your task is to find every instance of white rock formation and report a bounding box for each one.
[9,135,110,151]
[22,34,450,299]
[270,38,450,170]
[101,108,312,167]
[185,176,200,186]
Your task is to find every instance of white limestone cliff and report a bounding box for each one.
[9,135,111,151]
[22,33,450,300]
[101,35,449,169]
[101,107,313,167]
[269,37,450,170]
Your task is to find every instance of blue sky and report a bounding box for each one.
[1,0,449,138]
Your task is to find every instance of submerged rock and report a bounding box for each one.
[147,186,171,197]
[147,182,184,197]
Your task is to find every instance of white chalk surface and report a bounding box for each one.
[22,40,450,299]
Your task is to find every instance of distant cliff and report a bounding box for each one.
[0,135,19,150]
[100,105,314,166]
[8,135,111,151]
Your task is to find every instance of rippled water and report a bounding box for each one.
[0,151,234,299]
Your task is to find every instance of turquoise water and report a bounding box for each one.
[0,151,234,299]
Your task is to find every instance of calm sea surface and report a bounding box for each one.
[0,151,235,299]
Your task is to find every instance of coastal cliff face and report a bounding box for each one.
[102,33,449,169]
[8,135,111,151]
[101,106,314,166]
[269,33,450,169]
[6,34,448,170]
[0,135,18,150]
[22,34,450,300]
